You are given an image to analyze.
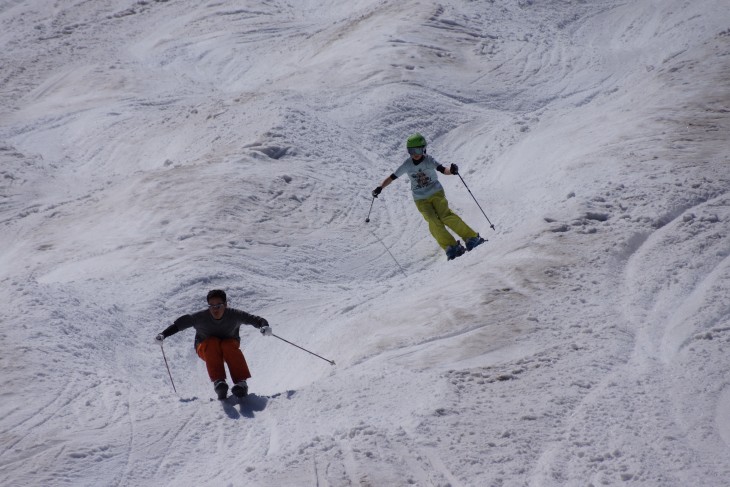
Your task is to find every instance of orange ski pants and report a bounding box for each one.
[196,336,251,384]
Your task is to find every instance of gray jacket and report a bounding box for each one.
[161,307,267,348]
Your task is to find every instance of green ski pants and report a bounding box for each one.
[414,190,478,249]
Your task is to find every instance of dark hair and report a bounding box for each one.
[206,289,227,303]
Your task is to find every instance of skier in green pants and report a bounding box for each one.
[372,133,485,260]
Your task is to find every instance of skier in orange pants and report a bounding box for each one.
[155,289,272,399]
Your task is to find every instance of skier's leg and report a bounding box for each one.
[415,196,458,249]
[220,338,252,384]
[196,336,227,382]
[431,191,478,241]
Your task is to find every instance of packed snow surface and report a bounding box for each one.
[1,0,730,486]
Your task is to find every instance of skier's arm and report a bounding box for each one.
[380,174,397,188]
[438,164,459,175]
[159,323,179,338]
[155,314,195,340]
[155,321,182,342]
[373,174,397,197]
[229,308,268,328]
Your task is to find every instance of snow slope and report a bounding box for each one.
[1,0,729,485]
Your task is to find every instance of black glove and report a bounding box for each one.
[450,163,459,175]
[372,186,382,198]
[258,318,269,328]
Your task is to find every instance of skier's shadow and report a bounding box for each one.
[220,393,268,419]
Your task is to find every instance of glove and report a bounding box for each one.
[154,333,164,344]
[260,325,273,336]
[450,163,459,175]
[372,186,382,198]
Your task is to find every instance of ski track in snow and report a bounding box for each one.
[1,0,730,486]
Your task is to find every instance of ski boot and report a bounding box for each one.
[231,380,248,398]
[465,235,486,251]
[445,242,466,260]
[214,380,229,400]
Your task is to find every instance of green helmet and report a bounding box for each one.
[406,133,427,149]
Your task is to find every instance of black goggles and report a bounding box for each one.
[407,146,426,155]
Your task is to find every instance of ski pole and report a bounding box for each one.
[365,195,375,223]
[457,173,496,231]
[370,230,407,278]
[272,333,336,365]
[159,342,178,393]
